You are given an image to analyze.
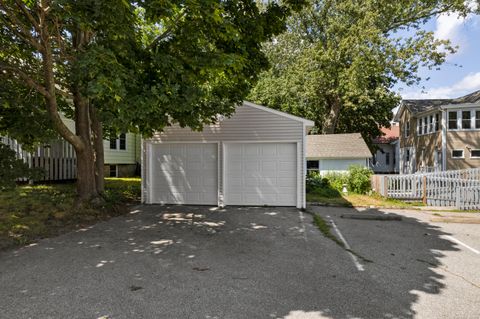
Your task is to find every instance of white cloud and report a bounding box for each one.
[434,2,480,55]
[401,72,480,99]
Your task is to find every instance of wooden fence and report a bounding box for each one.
[372,168,480,210]
[1,136,77,181]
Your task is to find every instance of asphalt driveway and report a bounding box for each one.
[1,205,479,318]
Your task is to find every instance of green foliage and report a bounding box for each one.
[323,172,349,192]
[249,0,470,141]
[346,165,373,194]
[0,0,306,151]
[0,144,43,190]
[306,172,328,192]
[306,165,372,195]
[0,178,141,249]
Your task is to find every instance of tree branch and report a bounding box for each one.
[14,0,41,31]
[0,1,45,52]
[0,62,50,97]
[149,11,187,48]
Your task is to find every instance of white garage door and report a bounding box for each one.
[149,143,218,205]
[225,143,297,206]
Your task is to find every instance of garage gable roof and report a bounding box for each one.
[243,101,315,127]
[307,133,372,159]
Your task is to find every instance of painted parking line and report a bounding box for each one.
[445,235,480,255]
[328,217,365,272]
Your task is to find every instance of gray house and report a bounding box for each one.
[142,101,314,208]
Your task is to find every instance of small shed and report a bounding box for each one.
[306,133,372,175]
[142,102,314,208]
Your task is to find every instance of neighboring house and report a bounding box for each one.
[142,101,314,208]
[306,133,372,175]
[1,116,141,180]
[105,132,141,177]
[370,124,400,174]
[394,90,480,174]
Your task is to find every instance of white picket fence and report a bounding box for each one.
[372,168,480,210]
[1,136,77,181]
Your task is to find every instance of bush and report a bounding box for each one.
[306,172,329,193]
[346,165,373,194]
[305,165,373,196]
[323,172,348,191]
[0,144,43,190]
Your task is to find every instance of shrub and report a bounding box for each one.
[346,165,373,194]
[323,172,348,191]
[306,172,329,193]
[0,144,43,190]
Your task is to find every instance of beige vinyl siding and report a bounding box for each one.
[148,105,304,142]
[104,133,139,165]
[446,130,480,170]
[143,104,307,206]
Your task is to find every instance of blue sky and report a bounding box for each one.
[395,10,480,100]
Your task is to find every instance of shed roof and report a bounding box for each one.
[306,133,372,159]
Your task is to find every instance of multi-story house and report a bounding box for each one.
[371,124,400,174]
[394,90,480,174]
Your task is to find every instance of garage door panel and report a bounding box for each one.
[225,143,297,206]
[278,177,296,187]
[150,143,218,205]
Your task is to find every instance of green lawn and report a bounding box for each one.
[307,191,423,209]
[0,178,141,250]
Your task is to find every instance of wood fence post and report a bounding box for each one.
[422,175,427,205]
[383,175,388,197]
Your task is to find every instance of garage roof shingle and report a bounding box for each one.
[307,133,372,159]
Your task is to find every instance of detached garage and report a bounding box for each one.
[142,102,314,208]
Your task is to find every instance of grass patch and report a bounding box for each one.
[0,178,141,250]
[310,212,372,263]
[312,214,344,247]
[307,190,423,209]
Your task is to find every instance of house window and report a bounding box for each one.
[471,150,480,158]
[429,115,434,133]
[476,111,480,129]
[110,133,127,150]
[422,117,428,134]
[417,118,422,135]
[119,133,126,150]
[393,151,396,166]
[462,111,471,129]
[109,137,117,149]
[109,165,118,177]
[406,149,410,162]
[435,113,440,131]
[448,111,458,130]
[386,152,390,165]
[307,160,319,172]
[404,121,410,138]
[452,149,464,159]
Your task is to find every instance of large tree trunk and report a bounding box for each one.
[90,104,105,194]
[73,90,99,204]
[322,95,342,134]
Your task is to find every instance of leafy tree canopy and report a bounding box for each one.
[0,0,305,200]
[248,0,470,143]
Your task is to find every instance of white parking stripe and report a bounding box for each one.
[445,235,480,255]
[329,219,365,271]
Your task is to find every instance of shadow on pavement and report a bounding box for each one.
[0,204,468,319]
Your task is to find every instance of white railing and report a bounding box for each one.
[372,168,480,210]
[1,136,77,181]
[456,187,480,210]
